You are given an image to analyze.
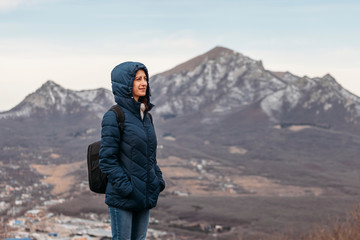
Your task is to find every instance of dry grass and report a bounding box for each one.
[31,161,84,196]
[263,203,360,240]
[232,175,323,197]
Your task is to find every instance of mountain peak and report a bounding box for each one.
[322,73,335,81]
[158,46,237,77]
[38,80,65,93]
[42,80,60,87]
[151,46,286,117]
[204,46,234,56]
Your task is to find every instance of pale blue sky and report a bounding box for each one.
[0,0,359,110]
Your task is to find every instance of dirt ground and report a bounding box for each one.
[31,161,84,196]
[158,156,323,198]
[232,175,323,197]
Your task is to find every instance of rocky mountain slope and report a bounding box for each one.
[151,46,360,133]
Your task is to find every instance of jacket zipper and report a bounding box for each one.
[143,113,150,208]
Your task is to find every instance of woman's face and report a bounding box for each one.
[132,69,147,102]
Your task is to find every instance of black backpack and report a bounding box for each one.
[87,105,125,194]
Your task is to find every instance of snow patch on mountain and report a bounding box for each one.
[0,105,33,119]
[261,91,285,121]
[76,90,100,102]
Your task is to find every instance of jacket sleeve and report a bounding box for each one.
[155,164,165,192]
[99,110,133,197]
[149,115,166,192]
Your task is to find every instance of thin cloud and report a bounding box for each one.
[0,0,23,11]
[0,0,60,12]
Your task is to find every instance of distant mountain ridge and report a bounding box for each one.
[1,46,360,132]
[0,80,114,119]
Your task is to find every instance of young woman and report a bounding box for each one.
[99,62,165,240]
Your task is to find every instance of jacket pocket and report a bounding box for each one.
[106,176,133,198]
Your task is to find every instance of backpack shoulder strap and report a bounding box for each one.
[147,112,153,124]
[109,105,125,134]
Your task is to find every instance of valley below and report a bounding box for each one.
[2,126,360,239]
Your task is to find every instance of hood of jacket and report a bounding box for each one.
[111,61,153,112]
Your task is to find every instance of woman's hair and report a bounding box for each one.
[139,96,149,111]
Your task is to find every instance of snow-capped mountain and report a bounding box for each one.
[0,80,114,119]
[262,73,360,126]
[151,46,284,116]
[1,46,360,133]
[150,46,360,131]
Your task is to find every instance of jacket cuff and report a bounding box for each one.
[159,179,165,192]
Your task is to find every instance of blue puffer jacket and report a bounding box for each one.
[99,62,165,211]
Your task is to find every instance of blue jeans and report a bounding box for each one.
[108,206,150,240]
